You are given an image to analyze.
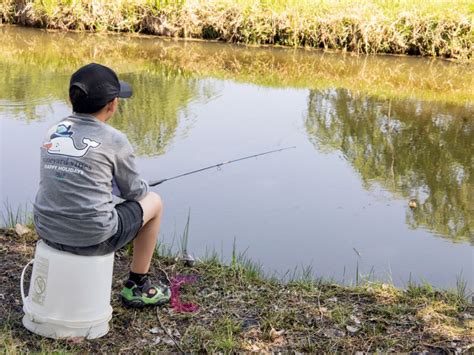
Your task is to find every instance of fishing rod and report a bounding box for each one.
[149,146,296,187]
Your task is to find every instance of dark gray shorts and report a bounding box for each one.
[43,201,144,256]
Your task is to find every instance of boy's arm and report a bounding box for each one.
[113,136,148,201]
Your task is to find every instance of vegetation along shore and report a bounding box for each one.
[1,228,473,352]
[0,0,473,60]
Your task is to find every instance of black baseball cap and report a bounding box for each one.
[69,63,132,113]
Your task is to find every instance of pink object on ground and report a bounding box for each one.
[170,275,199,313]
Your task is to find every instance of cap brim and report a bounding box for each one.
[118,80,133,98]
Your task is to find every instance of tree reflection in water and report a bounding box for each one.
[305,89,473,243]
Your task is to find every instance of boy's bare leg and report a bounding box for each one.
[131,192,163,274]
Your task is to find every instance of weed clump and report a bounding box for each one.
[1,0,473,60]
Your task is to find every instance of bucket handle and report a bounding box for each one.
[20,259,34,305]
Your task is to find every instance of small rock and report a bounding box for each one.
[350,315,361,324]
[181,253,195,267]
[149,327,161,334]
[15,223,30,236]
[327,297,338,302]
[462,313,473,320]
[153,336,161,344]
[346,325,360,333]
[242,318,259,330]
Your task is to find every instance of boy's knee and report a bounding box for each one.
[150,192,163,211]
[138,192,163,225]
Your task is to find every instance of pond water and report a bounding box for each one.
[1,26,472,290]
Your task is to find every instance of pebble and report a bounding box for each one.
[149,327,161,334]
[346,325,360,333]
[350,315,361,324]
[462,313,473,320]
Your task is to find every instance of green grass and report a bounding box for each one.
[1,0,473,59]
[0,201,33,229]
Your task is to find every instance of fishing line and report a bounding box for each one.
[149,146,296,187]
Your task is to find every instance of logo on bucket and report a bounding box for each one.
[34,276,46,295]
[32,256,49,306]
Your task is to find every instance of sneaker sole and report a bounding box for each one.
[120,295,169,309]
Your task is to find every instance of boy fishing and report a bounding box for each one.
[33,63,170,308]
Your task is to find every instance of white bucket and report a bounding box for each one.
[21,240,115,339]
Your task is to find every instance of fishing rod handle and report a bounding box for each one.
[149,179,167,187]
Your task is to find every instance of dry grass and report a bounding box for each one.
[1,0,473,59]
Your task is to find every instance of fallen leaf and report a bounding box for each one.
[422,314,433,322]
[15,224,30,236]
[244,328,261,338]
[269,327,285,341]
[327,297,338,302]
[153,336,161,344]
[247,344,263,351]
[67,337,85,344]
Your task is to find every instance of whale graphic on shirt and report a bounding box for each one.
[43,123,101,157]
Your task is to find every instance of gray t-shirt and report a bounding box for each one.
[34,113,148,247]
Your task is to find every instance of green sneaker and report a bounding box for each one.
[120,278,171,308]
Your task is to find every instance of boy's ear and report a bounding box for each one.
[107,98,119,112]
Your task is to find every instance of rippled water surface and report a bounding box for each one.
[1,26,472,289]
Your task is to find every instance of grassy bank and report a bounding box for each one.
[1,228,473,352]
[0,0,473,60]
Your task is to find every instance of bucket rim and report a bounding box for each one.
[23,302,113,328]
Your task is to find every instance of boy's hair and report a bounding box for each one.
[69,86,107,114]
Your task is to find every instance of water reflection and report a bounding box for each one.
[305,89,473,243]
[0,59,214,156]
[1,26,473,109]
[113,71,213,156]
